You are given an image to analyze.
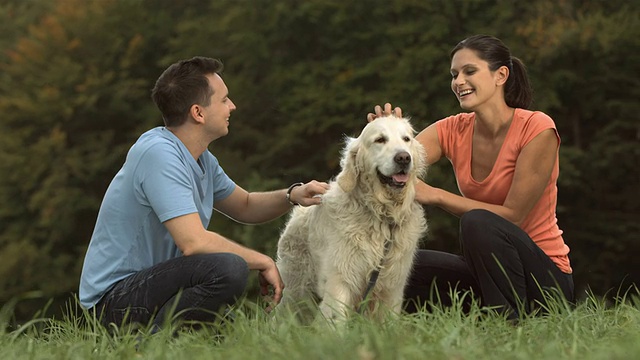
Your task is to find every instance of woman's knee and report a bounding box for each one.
[461,209,496,230]
[460,209,498,248]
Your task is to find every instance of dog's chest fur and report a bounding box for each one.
[304,183,426,294]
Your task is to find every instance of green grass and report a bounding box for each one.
[1,289,639,360]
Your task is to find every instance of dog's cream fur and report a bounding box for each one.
[276,116,428,322]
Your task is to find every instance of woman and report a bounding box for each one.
[368,35,574,320]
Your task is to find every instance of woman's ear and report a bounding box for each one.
[496,65,509,87]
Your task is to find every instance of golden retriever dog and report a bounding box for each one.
[275,116,427,323]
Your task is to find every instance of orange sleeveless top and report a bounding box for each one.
[436,109,571,273]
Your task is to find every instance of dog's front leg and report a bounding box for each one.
[318,275,355,323]
[386,285,406,315]
[373,277,407,320]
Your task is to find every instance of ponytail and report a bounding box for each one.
[505,56,533,109]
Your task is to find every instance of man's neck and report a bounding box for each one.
[166,125,208,160]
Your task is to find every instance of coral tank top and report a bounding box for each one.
[436,109,571,273]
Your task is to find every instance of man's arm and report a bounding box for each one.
[163,213,272,266]
[214,180,329,224]
[164,212,283,302]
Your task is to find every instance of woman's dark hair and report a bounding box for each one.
[151,57,224,127]
[451,35,533,109]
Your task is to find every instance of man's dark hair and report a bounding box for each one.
[151,57,224,127]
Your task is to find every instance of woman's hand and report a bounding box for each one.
[366,103,403,122]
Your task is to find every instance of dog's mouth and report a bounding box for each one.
[377,169,409,188]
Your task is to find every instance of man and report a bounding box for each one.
[79,57,328,329]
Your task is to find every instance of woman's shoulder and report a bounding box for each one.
[444,112,475,122]
[515,108,555,126]
[513,109,559,145]
[437,112,475,132]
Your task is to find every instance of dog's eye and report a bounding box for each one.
[403,136,411,142]
[374,136,387,144]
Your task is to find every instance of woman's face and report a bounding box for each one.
[450,48,505,111]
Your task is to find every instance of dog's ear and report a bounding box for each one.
[336,136,361,192]
[413,140,428,179]
[409,124,428,180]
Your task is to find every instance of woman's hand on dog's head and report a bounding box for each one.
[367,103,403,122]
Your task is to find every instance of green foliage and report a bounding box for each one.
[2,290,640,359]
[0,0,638,319]
[518,0,640,294]
[0,0,177,308]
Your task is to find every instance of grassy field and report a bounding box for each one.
[1,290,639,360]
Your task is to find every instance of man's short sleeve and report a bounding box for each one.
[134,143,198,223]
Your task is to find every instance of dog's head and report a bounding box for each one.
[336,116,426,199]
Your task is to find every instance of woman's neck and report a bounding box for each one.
[474,104,515,138]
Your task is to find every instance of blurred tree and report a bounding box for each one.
[0,0,188,316]
[517,0,640,295]
[0,0,53,53]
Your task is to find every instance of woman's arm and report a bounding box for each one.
[417,129,558,226]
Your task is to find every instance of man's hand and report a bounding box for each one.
[289,180,330,207]
[259,260,284,311]
[366,103,403,122]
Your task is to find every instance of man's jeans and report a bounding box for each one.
[93,253,249,330]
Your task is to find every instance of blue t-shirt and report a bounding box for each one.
[79,127,236,308]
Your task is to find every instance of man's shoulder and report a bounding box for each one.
[130,127,182,160]
[135,127,176,149]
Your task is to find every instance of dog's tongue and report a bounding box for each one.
[392,173,409,183]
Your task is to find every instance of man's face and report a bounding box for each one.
[201,73,236,139]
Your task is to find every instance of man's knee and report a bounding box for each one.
[218,253,250,294]
[199,253,249,296]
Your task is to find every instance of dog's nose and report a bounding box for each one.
[394,151,411,165]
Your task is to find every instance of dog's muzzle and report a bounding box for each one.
[377,151,411,188]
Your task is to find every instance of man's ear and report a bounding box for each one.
[190,104,205,124]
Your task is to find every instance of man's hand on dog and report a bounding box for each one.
[290,180,330,206]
